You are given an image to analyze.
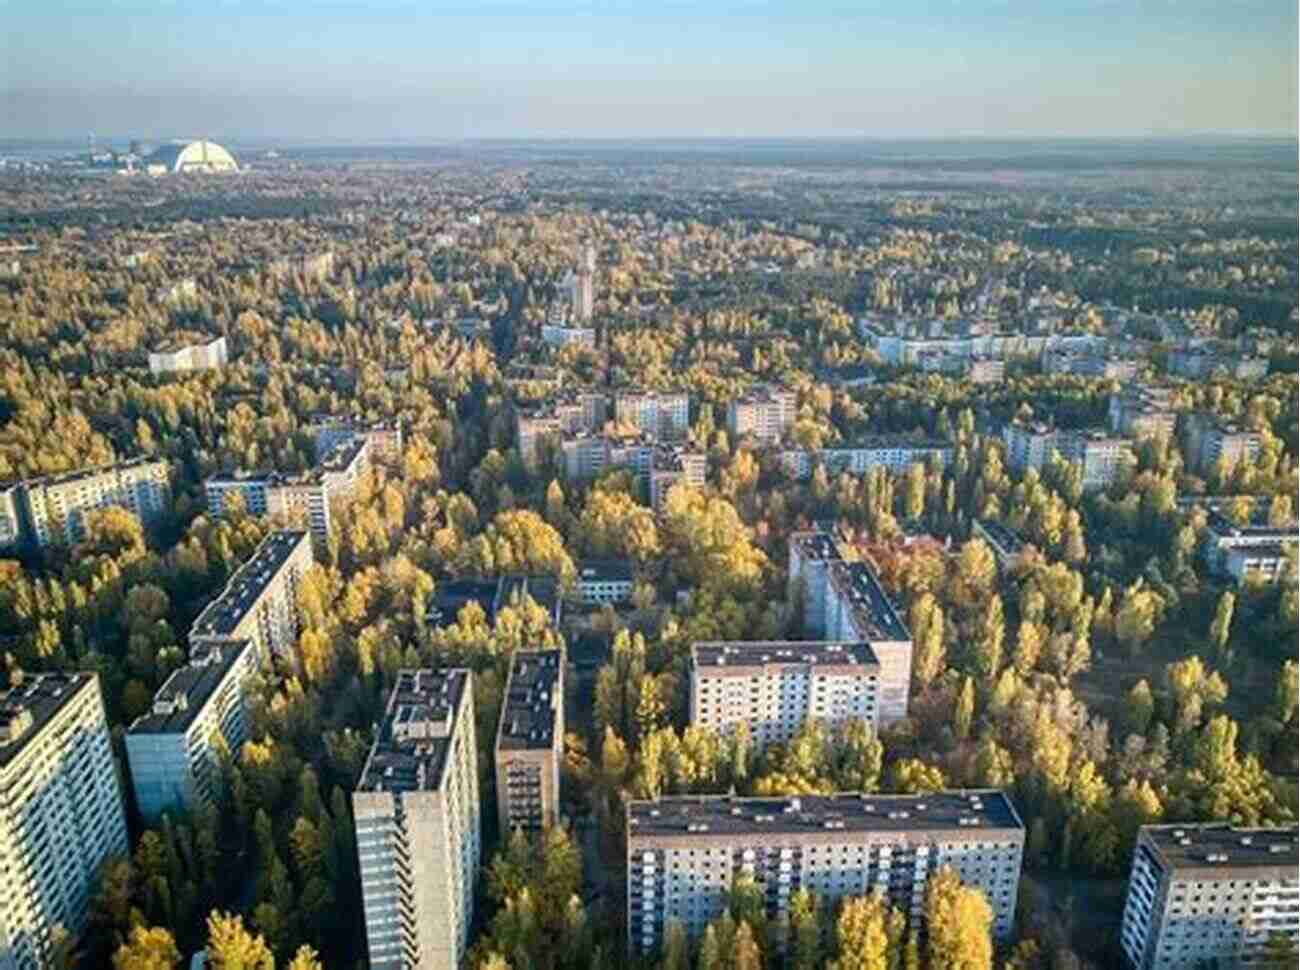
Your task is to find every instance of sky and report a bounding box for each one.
[2,0,1296,141]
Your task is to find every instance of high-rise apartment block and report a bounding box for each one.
[788,529,913,724]
[0,673,128,970]
[1002,423,1133,489]
[648,446,707,513]
[1109,388,1178,440]
[1120,823,1298,970]
[1167,350,1268,382]
[306,416,404,463]
[188,530,313,664]
[148,334,228,375]
[625,791,1024,955]
[495,650,564,834]
[1183,416,1262,476]
[204,437,370,554]
[690,641,880,745]
[780,437,952,481]
[565,245,595,323]
[0,457,171,549]
[515,393,607,470]
[727,385,797,446]
[354,669,480,970]
[614,390,690,440]
[125,639,257,822]
[1042,350,1138,381]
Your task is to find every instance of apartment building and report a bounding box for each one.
[516,393,607,470]
[625,790,1024,955]
[1120,823,1298,970]
[541,324,596,348]
[1109,389,1178,440]
[690,641,880,745]
[0,673,128,970]
[495,650,564,834]
[125,639,258,821]
[189,530,313,664]
[204,436,370,554]
[576,560,635,604]
[1001,423,1062,476]
[972,518,1030,571]
[2,457,171,549]
[968,358,1006,384]
[428,575,563,629]
[1201,511,1298,585]
[306,416,404,463]
[788,530,843,638]
[270,251,335,281]
[354,669,480,970]
[1042,350,1138,381]
[1002,424,1133,489]
[780,438,952,481]
[614,390,690,440]
[1167,350,1268,382]
[726,385,797,446]
[824,560,913,724]
[649,446,707,514]
[1183,416,1262,476]
[148,334,228,375]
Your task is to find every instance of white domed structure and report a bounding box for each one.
[147,139,238,174]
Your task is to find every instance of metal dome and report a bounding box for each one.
[147,139,239,173]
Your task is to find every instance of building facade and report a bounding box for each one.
[354,669,480,970]
[576,560,635,604]
[0,673,128,970]
[495,650,564,834]
[1109,389,1178,440]
[188,530,313,665]
[780,439,952,481]
[148,335,228,375]
[614,391,690,440]
[626,791,1024,956]
[125,639,258,821]
[1201,511,1298,585]
[727,385,797,445]
[1120,823,1299,970]
[2,457,171,549]
[690,641,880,745]
[307,417,404,463]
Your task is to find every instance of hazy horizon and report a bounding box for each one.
[4,1,1296,141]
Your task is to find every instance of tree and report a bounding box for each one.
[731,920,763,970]
[888,759,946,794]
[112,925,180,970]
[661,920,689,970]
[954,676,976,741]
[205,911,274,970]
[910,594,946,690]
[695,925,721,970]
[1124,680,1155,736]
[1276,661,1299,724]
[970,594,1005,684]
[788,888,822,970]
[1208,590,1235,661]
[285,946,325,970]
[925,867,993,970]
[827,894,892,970]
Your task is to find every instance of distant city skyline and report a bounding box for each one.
[3,1,1296,140]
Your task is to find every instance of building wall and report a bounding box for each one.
[18,460,170,548]
[0,676,128,970]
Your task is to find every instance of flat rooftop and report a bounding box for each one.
[734,384,794,405]
[14,456,166,491]
[428,575,562,629]
[0,673,97,770]
[628,790,1022,840]
[578,559,634,582]
[357,669,470,794]
[154,333,222,354]
[128,640,252,734]
[190,530,309,638]
[828,560,911,642]
[317,435,368,473]
[792,530,842,563]
[835,437,951,452]
[1206,510,1299,541]
[975,518,1027,557]
[1143,824,1299,879]
[497,650,563,752]
[693,640,880,672]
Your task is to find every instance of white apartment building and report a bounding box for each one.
[542,324,596,348]
[125,639,257,821]
[726,385,797,446]
[576,560,635,604]
[1167,351,1268,382]
[7,457,171,548]
[614,390,690,440]
[1184,417,1262,476]
[516,393,607,470]
[780,438,952,481]
[971,518,1029,572]
[354,669,480,970]
[626,791,1024,955]
[148,334,228,375]
[1002,424,1133,490]
[1109,389,1178,440]
[188,530,313,665]
[1001,423,1062,476]
[1201,511,1298,585]
[0,673,128,970]
[690,641,880,746]
[1120,823,1299,970]
[306,417,404,463]
[495,650,563,834]
[1042,350,1138,381]
[649,446,707,514]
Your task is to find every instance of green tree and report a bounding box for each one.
[954,676,976,741]
[731,920,763,970]
[112,927,180,970]
[1208,590,1235,661]
[205,911,274,970]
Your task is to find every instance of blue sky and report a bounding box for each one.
[3,0,1295,139]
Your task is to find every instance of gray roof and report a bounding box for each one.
[0,673,98,769]
[358,669,470,794]
[190,530,309,638]
[628,790,1023,840]
[497,650,563,752]
[828,560,911,642]
[1142,824,1299,879]
[692,640,880,672]
[128,639,252,734]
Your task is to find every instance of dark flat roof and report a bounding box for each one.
[628,791,1022,840]
[578,559,634,582]
[190,530,309,638]
[975,518,1026,556]
[693,640,879,671]
[0,673,98,769]
[358,669,470,794]
[792,530,841,563]
[1206,510,1299,540]
[497,650,562,752]
[11,456,166,491]
[128,639,251,734]
[317,435,368,473]
[835,438,950,451]
[1142,824,1299,878]
[828,560,911,642]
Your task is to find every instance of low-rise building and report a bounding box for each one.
[495,650,564,833]
[972,518,1030,571]
[541,324,596,348]
[149,334,228,375]
[428,575,563,629]
[1167,350,1268,382]
[1119,823,1298,970]
[1201,510,1298,584]
[354,669,480,970]
[690,641,880,745]
[576,560,635,604]
[125,639,258,821]
[625,790,1024,955]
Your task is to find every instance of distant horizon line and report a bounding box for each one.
[2,131,1296,148]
